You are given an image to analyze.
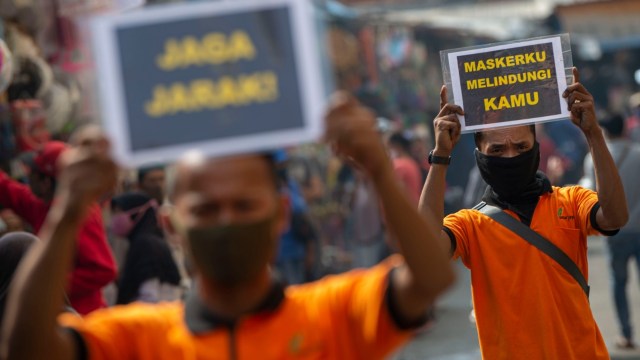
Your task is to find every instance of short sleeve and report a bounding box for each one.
[296,255,414,359]
[58,302,179,360]
[443,210,473,265]
[568,186,614,236]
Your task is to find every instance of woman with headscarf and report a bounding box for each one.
[110,192,182,304]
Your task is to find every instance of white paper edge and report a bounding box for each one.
[91,0,325,167]
[447,36,569,133]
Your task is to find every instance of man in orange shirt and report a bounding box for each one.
[1,93,454,360]
[419,68,629,359]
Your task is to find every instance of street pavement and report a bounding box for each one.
[392,237,640,359]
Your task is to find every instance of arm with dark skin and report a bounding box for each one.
[0,128,118,360]
[324,93,455,321]
[418,86,464,255]
[563,67,629,230]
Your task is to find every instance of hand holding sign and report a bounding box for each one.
[563,67,598,135]
[324,92,389,179]
[432,86,464,156]
[58,126,118,208]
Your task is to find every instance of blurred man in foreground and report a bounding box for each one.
[1,94,454,360]
[420,68,628,359]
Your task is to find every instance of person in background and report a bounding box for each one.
[580,113,640,349]
[110,192,182,305]
[0,209,24,237]
[273,150,315,285]
[137,165,166,204]
[387,131,422,205]
[627,92,640,142]
[1,96,454,360]
[0,141,116,314]
[346,169,386,269]
[0,231,37,327]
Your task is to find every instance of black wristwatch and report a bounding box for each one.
[428,150,451,165]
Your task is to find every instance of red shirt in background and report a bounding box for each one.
[0,172,117,314]
[392,157,422,205]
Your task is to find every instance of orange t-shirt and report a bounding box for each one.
[444,186,609,359]
[60,256,414,360]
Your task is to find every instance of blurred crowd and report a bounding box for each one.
[0,0,638,336]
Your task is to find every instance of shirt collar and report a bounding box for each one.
[184,277,286,334]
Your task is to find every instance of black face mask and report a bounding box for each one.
[173,215,278,287]
[475,142,540,202]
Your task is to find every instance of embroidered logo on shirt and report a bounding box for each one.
[557,207,575,220]
[289,333,304,354]
[287,332,324,356]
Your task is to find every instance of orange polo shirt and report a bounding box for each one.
[60,256,418,360]
[444,186,610,359]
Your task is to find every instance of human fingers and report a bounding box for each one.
[572,67,580,84]
[567,92,594,111]
[440,85,448,109]
[436,103,465,118]
[435,114,461,132]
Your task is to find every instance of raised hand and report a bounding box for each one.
[57,125,118,207]
[433,86,463,156]
[323,92,389,178]
[562,67,598,134]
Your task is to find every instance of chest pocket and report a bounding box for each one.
[547,226,582,265]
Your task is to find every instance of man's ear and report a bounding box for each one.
[158,205,176,236]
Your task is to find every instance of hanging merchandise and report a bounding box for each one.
[0,39,14,93]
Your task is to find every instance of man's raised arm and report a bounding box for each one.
[324,92,455,323]
[563,67,628,230]
[418,86,464,255]
[0,128,118,360]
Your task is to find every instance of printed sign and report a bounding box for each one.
[91,0,325,166]
[442,35,571,132]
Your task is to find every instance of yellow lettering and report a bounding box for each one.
[156,30,256,70]
[476,61,486,71]
[515,54,525,65]
[486,59,495,70]
[145,86,170,117]
[157,40,181,70]
[259,72,279,101]
[143,71,280,117]
[467,79,478,90]
[526,91,539,105]
[535,51,546,62]
[464,62,476,73]
[505,56,514,67]
[498,96,511,109]
[478,78,486,88]
[202,33,228,65]
[484,97,497,111]
[182,37,202,68]
[230,31,256,61]
[510,93,525,107]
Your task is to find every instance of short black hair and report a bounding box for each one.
[388,132,412,154]
[599,114,624,138]
[474,124,536,149]
[261,153,281,190]
[166,153,280,203]
[137,165,165,185]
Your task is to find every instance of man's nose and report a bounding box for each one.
[503,146,519,158]
[217,208,239,225]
